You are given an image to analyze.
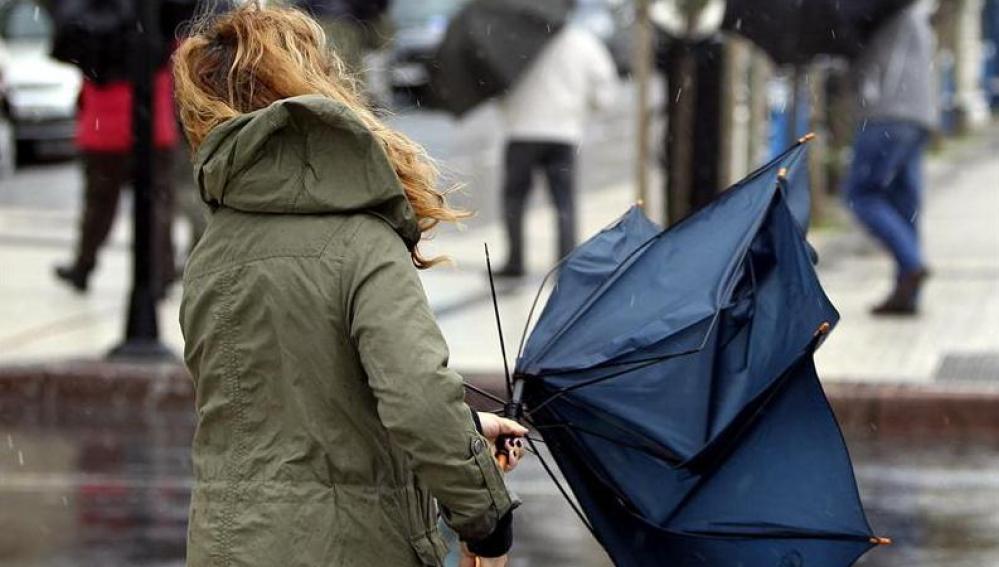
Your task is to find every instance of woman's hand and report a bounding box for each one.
[476,412,528,440]
[476,412,528,472]
[459,544,507,567]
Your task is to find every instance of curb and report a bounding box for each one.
[2,363,999,442]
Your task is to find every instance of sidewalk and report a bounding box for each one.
[0,124,996,392]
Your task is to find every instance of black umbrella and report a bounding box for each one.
[48,0,201,83]
[722,0,917,66]
[428,0,573,117]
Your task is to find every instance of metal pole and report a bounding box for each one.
[634,0,652,205]
[787,66,802,146]
[110,0,173,361]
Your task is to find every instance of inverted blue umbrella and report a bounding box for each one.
[476,136,888,566]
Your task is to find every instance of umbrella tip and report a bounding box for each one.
[815,321,832,336]
[798,132,817,144]
[778,167,788,179]
[870,536,892,546]
[636,198,645,208]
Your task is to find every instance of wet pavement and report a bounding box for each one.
[2,399,999,567]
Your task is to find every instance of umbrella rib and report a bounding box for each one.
[521,419,597,537]
[462,382,507,405]
[682,528,877,544]
[527,315,718,417]
[533,420,680,465]
[522,231,663,366]
[530,310,720,378]
[516,263,561,360]
[484,244,514,399]
[526,358,667,417]
[517,210,643,360]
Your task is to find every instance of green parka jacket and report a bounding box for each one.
[180,95,513,567]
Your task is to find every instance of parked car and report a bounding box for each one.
[0,38,15,176]
[387,0,632,105]
[387,0,470,103]
[0,0,81,157]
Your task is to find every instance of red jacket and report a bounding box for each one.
[76,68,179,152]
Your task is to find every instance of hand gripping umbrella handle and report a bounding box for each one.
[495,384,526,471]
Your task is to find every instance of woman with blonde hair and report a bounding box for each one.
[174,3,525,566]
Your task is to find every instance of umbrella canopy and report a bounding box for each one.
[512,139,883,566]
[428,0,572,117]
[722,0,916,65]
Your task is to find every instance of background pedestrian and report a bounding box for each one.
[495,18,617,278]
[845,0,939,315]
[49,0,179,294]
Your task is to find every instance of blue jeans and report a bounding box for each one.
[439,518,461,567]
[845,121,929,276]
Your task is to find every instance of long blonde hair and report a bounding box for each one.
[172,2,466,268]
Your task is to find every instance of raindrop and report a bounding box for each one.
[883,131,891,140]
[831,30,836,39]
[629,294,635,308]
[486,23,492,36]
[6,434,11,449]
[95,118,101,131]
[735,18,742,30]
[675,88,683,103]
[910,212,918,223]
[33,5,39,20]
[62,496,69,507]
[17,450,24,466]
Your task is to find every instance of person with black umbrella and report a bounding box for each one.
[49,0,180,295]
[494,13,617,278]
[845,0,938,315]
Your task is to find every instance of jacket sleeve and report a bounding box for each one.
[583,30,618,113]
[340,217,514,541]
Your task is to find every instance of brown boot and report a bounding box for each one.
[871,268,930,316]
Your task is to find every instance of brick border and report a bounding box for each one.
[3,363,999,441]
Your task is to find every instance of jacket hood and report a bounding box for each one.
[194,95,421,248]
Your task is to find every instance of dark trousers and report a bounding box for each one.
[501,141,577,270]
[74,151,176,284]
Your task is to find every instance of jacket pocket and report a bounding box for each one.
[409,529,449,567]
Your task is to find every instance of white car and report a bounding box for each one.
[0,0,81,157]
[0,39,14,176]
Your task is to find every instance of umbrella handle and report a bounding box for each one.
[494,433,525,472]
[494,434,513,471]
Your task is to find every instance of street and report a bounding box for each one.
[4,396,999,566]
